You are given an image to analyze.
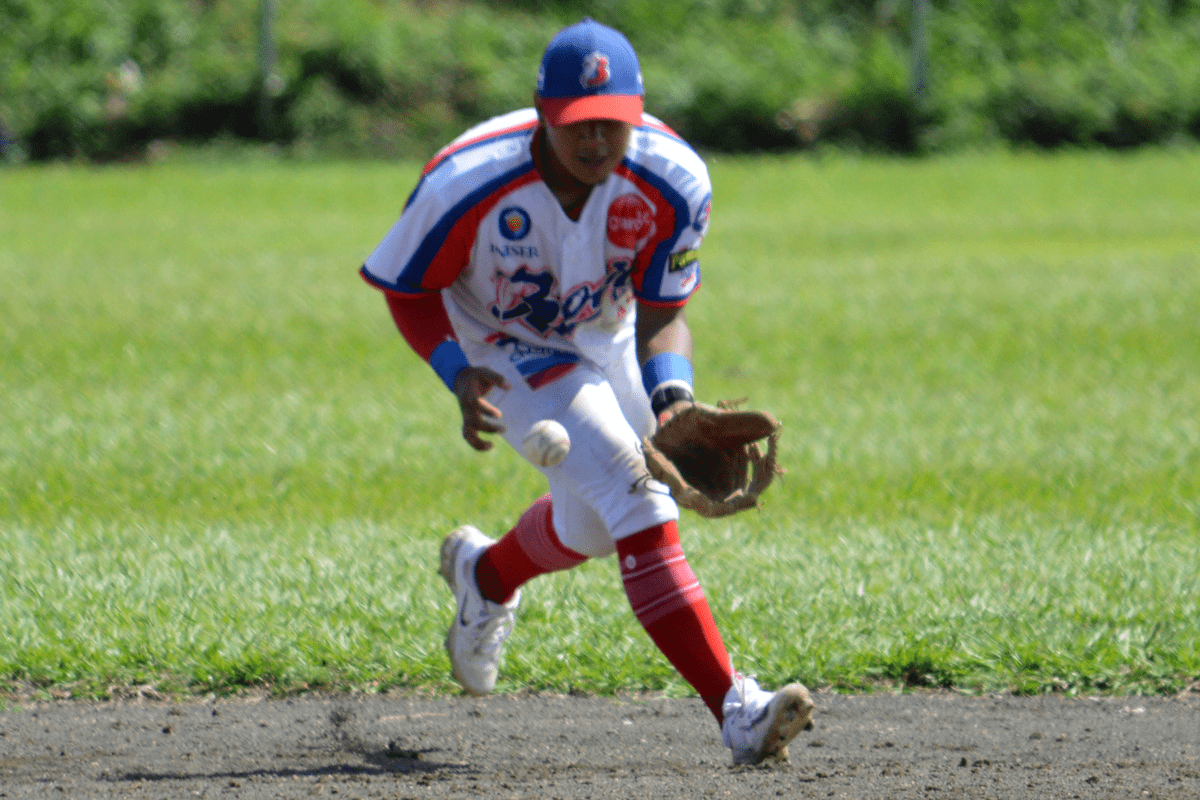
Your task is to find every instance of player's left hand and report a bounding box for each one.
[454,366,510,451]
[643,399,783,517]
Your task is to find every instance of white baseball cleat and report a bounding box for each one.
[439,525,521,696]
[721,673,814,765]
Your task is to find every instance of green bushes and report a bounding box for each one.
[965,0,1200,148]
[2,0,1198,161]
[1,0,262,160]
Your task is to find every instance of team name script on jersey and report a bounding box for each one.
[490,258,634,338]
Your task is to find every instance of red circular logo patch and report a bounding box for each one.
[607,194,654,249]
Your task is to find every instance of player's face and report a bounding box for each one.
[542,118,632,187]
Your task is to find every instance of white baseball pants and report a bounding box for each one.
[461,331,679,558]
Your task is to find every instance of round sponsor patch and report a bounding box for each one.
[606,194,653,249]
[499,207,531,241]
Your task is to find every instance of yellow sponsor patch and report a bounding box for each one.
[668,249,699,272]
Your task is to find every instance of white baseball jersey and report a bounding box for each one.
[361,108,710,388]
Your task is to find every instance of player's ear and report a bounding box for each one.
[533,93,546,126]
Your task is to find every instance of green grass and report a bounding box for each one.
[2,147,1198,699]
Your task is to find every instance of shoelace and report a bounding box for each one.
[467,604,514,657]
[723,674,773,748]
[727,672,755,708]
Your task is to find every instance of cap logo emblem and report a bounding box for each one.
[580,51,611,89]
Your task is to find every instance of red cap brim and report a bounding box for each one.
[540,95,643,127]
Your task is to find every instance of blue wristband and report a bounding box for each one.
[641,352,693,396]
[430,340,471,392]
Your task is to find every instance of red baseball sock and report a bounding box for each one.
[475,494,587,604]
[617,521,734,723]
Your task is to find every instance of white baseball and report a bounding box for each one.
[522,419,571,468]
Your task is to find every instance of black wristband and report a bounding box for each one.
[650,384,694,417]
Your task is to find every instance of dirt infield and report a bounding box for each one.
[2,689,1198,799]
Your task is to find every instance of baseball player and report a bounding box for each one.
[359,18,813,765]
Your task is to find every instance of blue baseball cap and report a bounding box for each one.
[537,18,644,127]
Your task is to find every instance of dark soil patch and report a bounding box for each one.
[2,689,1197,798]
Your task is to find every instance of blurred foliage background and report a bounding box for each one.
[2,0,1199,162]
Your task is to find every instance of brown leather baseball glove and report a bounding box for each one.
[642,400,783,518]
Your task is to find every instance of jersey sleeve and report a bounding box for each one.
[359,187,467,297]
[361,113,541,298]
[361,163,543,298]
[621,152,711,308]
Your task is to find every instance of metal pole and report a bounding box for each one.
[911,0,930,104]
[258,0,277,138]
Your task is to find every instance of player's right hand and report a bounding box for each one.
[454,366,510,451]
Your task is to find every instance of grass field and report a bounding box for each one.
[1,147,1198,699]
